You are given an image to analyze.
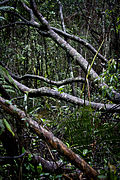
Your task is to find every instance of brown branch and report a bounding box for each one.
[0,96,98,179]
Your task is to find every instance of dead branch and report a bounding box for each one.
[11,74,85,87]
[52,27,108,63]
[30,0,120,103]
[5,76,120,112]
[0,96,98,179]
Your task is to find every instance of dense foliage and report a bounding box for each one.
[0,0,120,179]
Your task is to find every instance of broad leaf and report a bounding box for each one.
[3,119,15,136]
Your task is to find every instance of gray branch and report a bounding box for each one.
[12,74,85,87]
[52,27,108,63]
[9,77,120,112]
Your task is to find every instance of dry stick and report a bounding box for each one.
[0,96,98,179]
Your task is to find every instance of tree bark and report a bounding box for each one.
[0,96,98,179]
[7,76,120,112]
[30,0,120,103]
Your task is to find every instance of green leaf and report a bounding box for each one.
[83,149,88,156]
[0,65,19,91]
[3,119,15,136]
[37,163,42,173]
[22,147,26,153]
[98,175,107,179]
[21,0,29,6]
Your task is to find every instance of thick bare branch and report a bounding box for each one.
[6,76,120,112]
[52,27,108,63]
[0,96,98,179]
[30,0,50,30]
[28,87,120,112]
[30,0,120,103]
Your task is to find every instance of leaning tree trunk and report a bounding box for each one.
[30,0,120,104]
[0,96,98,179]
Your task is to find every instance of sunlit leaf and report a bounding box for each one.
[83,149,88,156]
[3,119,15,136]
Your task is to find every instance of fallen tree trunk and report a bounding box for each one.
[7,76,120,112]
[30,0,120,103]
[0,96,98,179]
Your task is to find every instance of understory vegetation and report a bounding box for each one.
[0,0,120,179]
